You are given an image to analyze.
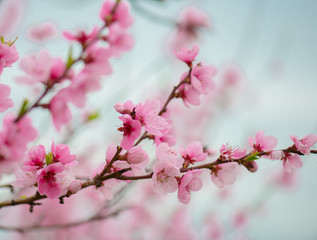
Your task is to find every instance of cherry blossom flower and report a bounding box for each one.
[114,100,135,114]
[22,145,45,172]
[0,84,14,112]
[219,144,246,161]
[290,134,317,155]
[82,44,112,76]
[27,21,58,43]
[0,0,25,37]
[152,143,183,194]
[135,100,168,137]
[152,160,181,194]
[282,152,302,173]
[66,72,101,108]
[249,131,277,152]
[232,209,249,229]
[179,140,207,167]
[107,23,134,57]
[49,90,72,131]
[177,83,201,107]
[17,50,65,85]
[118,114,142,150]
[177,169,203,204]
[37,162,66,199]
[0,113,37,162]
[127,145,149,165]
[0,41,19,74]
[154,118,176,147]
[211,162,240,188]
[170,6,210,49]
[191,63,217,94]
[204,215,225,240]
[175,44,199,64]
[68,180,82,194]
[63,26,99,46]
[51,142,77,167]
[99,0,133,29]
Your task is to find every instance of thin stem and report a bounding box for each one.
[0,207,129,232]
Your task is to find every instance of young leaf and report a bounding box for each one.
[245,152,259,162]
[45,152,53,165]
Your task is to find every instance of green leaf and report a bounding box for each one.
[45,152,53,165]
[245,152,259,162]
[66,46,74,69]
[18,99,30,118]
[87,111,100,121]
[19,195,26,199]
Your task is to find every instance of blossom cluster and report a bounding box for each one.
[13,142,79,199]
[0,0,316,238]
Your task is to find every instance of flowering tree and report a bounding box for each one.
[0,0,316,239]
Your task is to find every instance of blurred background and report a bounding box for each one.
[0,0,317,239]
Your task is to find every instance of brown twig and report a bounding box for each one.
[0,207,130,232]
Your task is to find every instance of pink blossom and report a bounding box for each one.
[282,152,302,173]
[179,140,207,167]
[68,180,82,194]
[63,26,99,46]
[17,50,65,85]
[0,42,19,74]
[0,0,25,37]
[248,131,278,152]
[37,163,65,199]
[211,163,240,188]
[0,113,37,165]
[178,6,210,30]
[170,6,210,49]
[219,144,246,161]
[22,145,45,172]
[99,0,133,29]
[135,100,168,137]
[82,44,112,76]
[177,83,201,107]
[127,146,148,165]
[114,100,135,114]
[156,143,181,164]
[204,215,225,240]
[105,143,118,163]
[290,134,317,155]
[152,160,181,194]
[51,142,77,167]
[118,114,142,150]
[154,118,176,147]
[219,64,244,87]
[270,167,298,190]
[49,90,72,131]
[12,168,37,188]
[232,210,249,229]
[191,63,217,94]
[27,21,58,43]
[175,44,199,64]
[163,207,198,240]
[152,143,183,194]
[107,23,134,57]
[66,72,101,108]
[177,169,203,204]
[0,84,14,112]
